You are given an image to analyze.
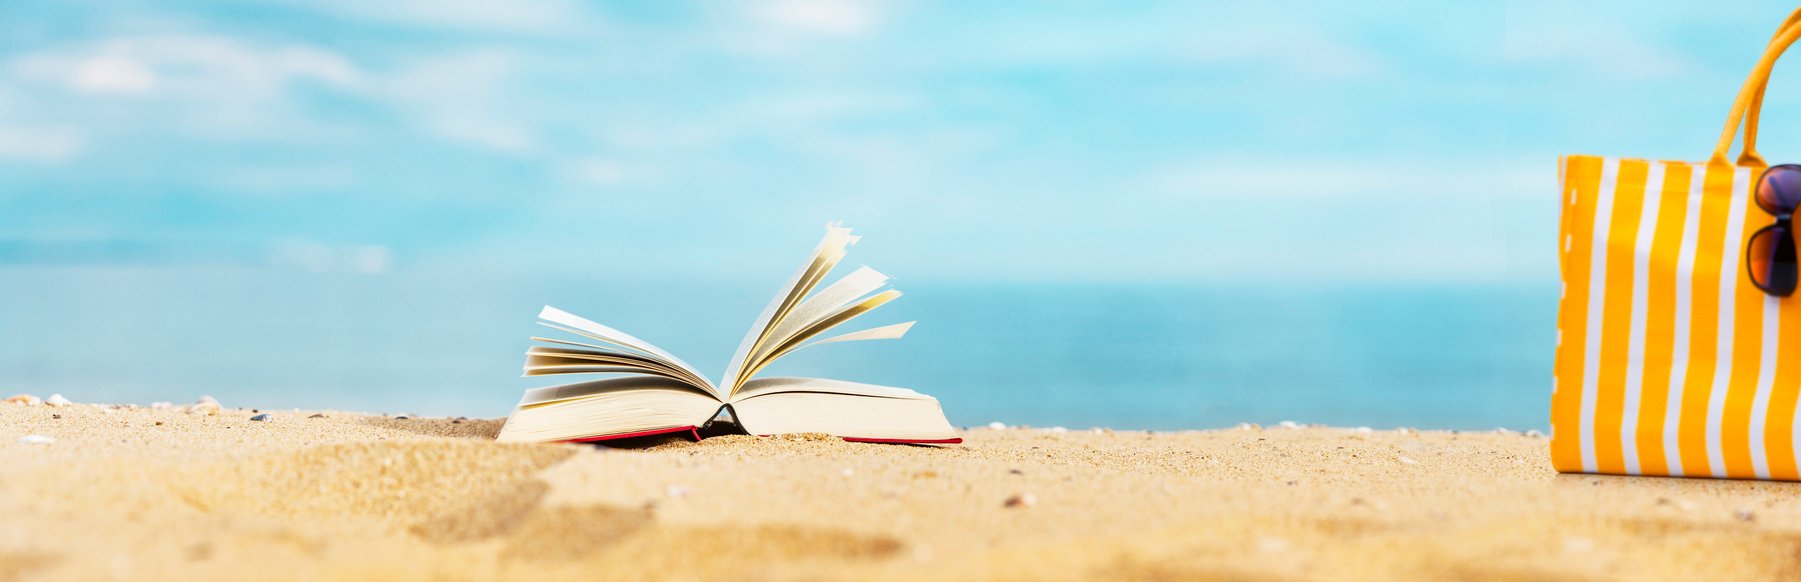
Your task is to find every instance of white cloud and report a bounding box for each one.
[380,49,536,154]
[13,35,359,98]
[725,0,888,58]
[214,163,358,195]
[431,118,535,153]
[1184,26,1385,80]
[2,35,365,156]
[1502,21,1694,80]
[559,157,630,186]
[758,0,881,37]
[70,55,156,94]
[291,0,600,35]
[0,124,83,162]
[268,240,394,274]
[7,34,556,157]
[1143,157,1548,201]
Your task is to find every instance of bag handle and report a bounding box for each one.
[1714,9,1801,166]
[1736,7,1801,166]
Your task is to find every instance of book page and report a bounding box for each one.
[517,376,718,407]
[745,265,890,368]
[500,377,722,443]
[527,345,690,370]
[791,320,914,349]
[738,290,902,380]
[537,305,717,394]
[524,364,682,378]
[529,335,639,353]
[720,223,860,394]
[728,378,956,442]
[730,376,930,402]
[523,347,699,384]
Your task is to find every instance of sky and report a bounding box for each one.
[8,0,1801,285]
[7,1,1801,421]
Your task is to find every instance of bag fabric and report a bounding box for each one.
[1552,11,1801,479]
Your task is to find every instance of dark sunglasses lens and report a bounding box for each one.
[1749,226,1798,296]
[1759,166,1801,214]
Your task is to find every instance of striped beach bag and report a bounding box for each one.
[1552,11,1801,479]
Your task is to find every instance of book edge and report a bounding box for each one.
[840,436,963,445]
[563,425,701,443]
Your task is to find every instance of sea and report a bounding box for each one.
[0,266,1555,431]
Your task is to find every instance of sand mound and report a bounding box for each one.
[0,549,62,582]
[172,441,578,524]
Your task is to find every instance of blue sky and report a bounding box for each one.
[4,0,1801,283]
[11,1,1801,421]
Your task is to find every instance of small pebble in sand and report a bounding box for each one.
[1525,429,1546,438]
[308,413,326,419]
[1397,456,1419,465]
[188,396,221,416]
[1008,468,1024,475]
[250,414,272,421]
[1493,427,1519,436]
[17,435,54,445]
[1736,509,1756,522]
[150,402,173,410]
[1003,493,1036,508]
[1047,426,1068,434]
[1353,426,1374,434]
[1235,422,1261,430]
[452,417,466,424]
[43,394,71,407]
[1276,420,1302,429]
[394,415,410,420]
[986,421,1007,431]
[1655,497,1694,511]
[52,414,60,420]
[5,394,41,406]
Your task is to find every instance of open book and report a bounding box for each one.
[495,224,959,445]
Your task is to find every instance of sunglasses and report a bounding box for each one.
[1751,164,1801,297]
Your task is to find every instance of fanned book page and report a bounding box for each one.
[495,224,959,445]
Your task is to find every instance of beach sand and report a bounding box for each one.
[5,403,1801,581]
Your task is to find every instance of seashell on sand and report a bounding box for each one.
[16,434,54,445]
[5,394,42,406]
[188,395,222,416]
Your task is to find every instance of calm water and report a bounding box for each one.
[0,266,1554,430]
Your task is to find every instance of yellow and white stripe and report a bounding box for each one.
[1553,155,1798,479]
